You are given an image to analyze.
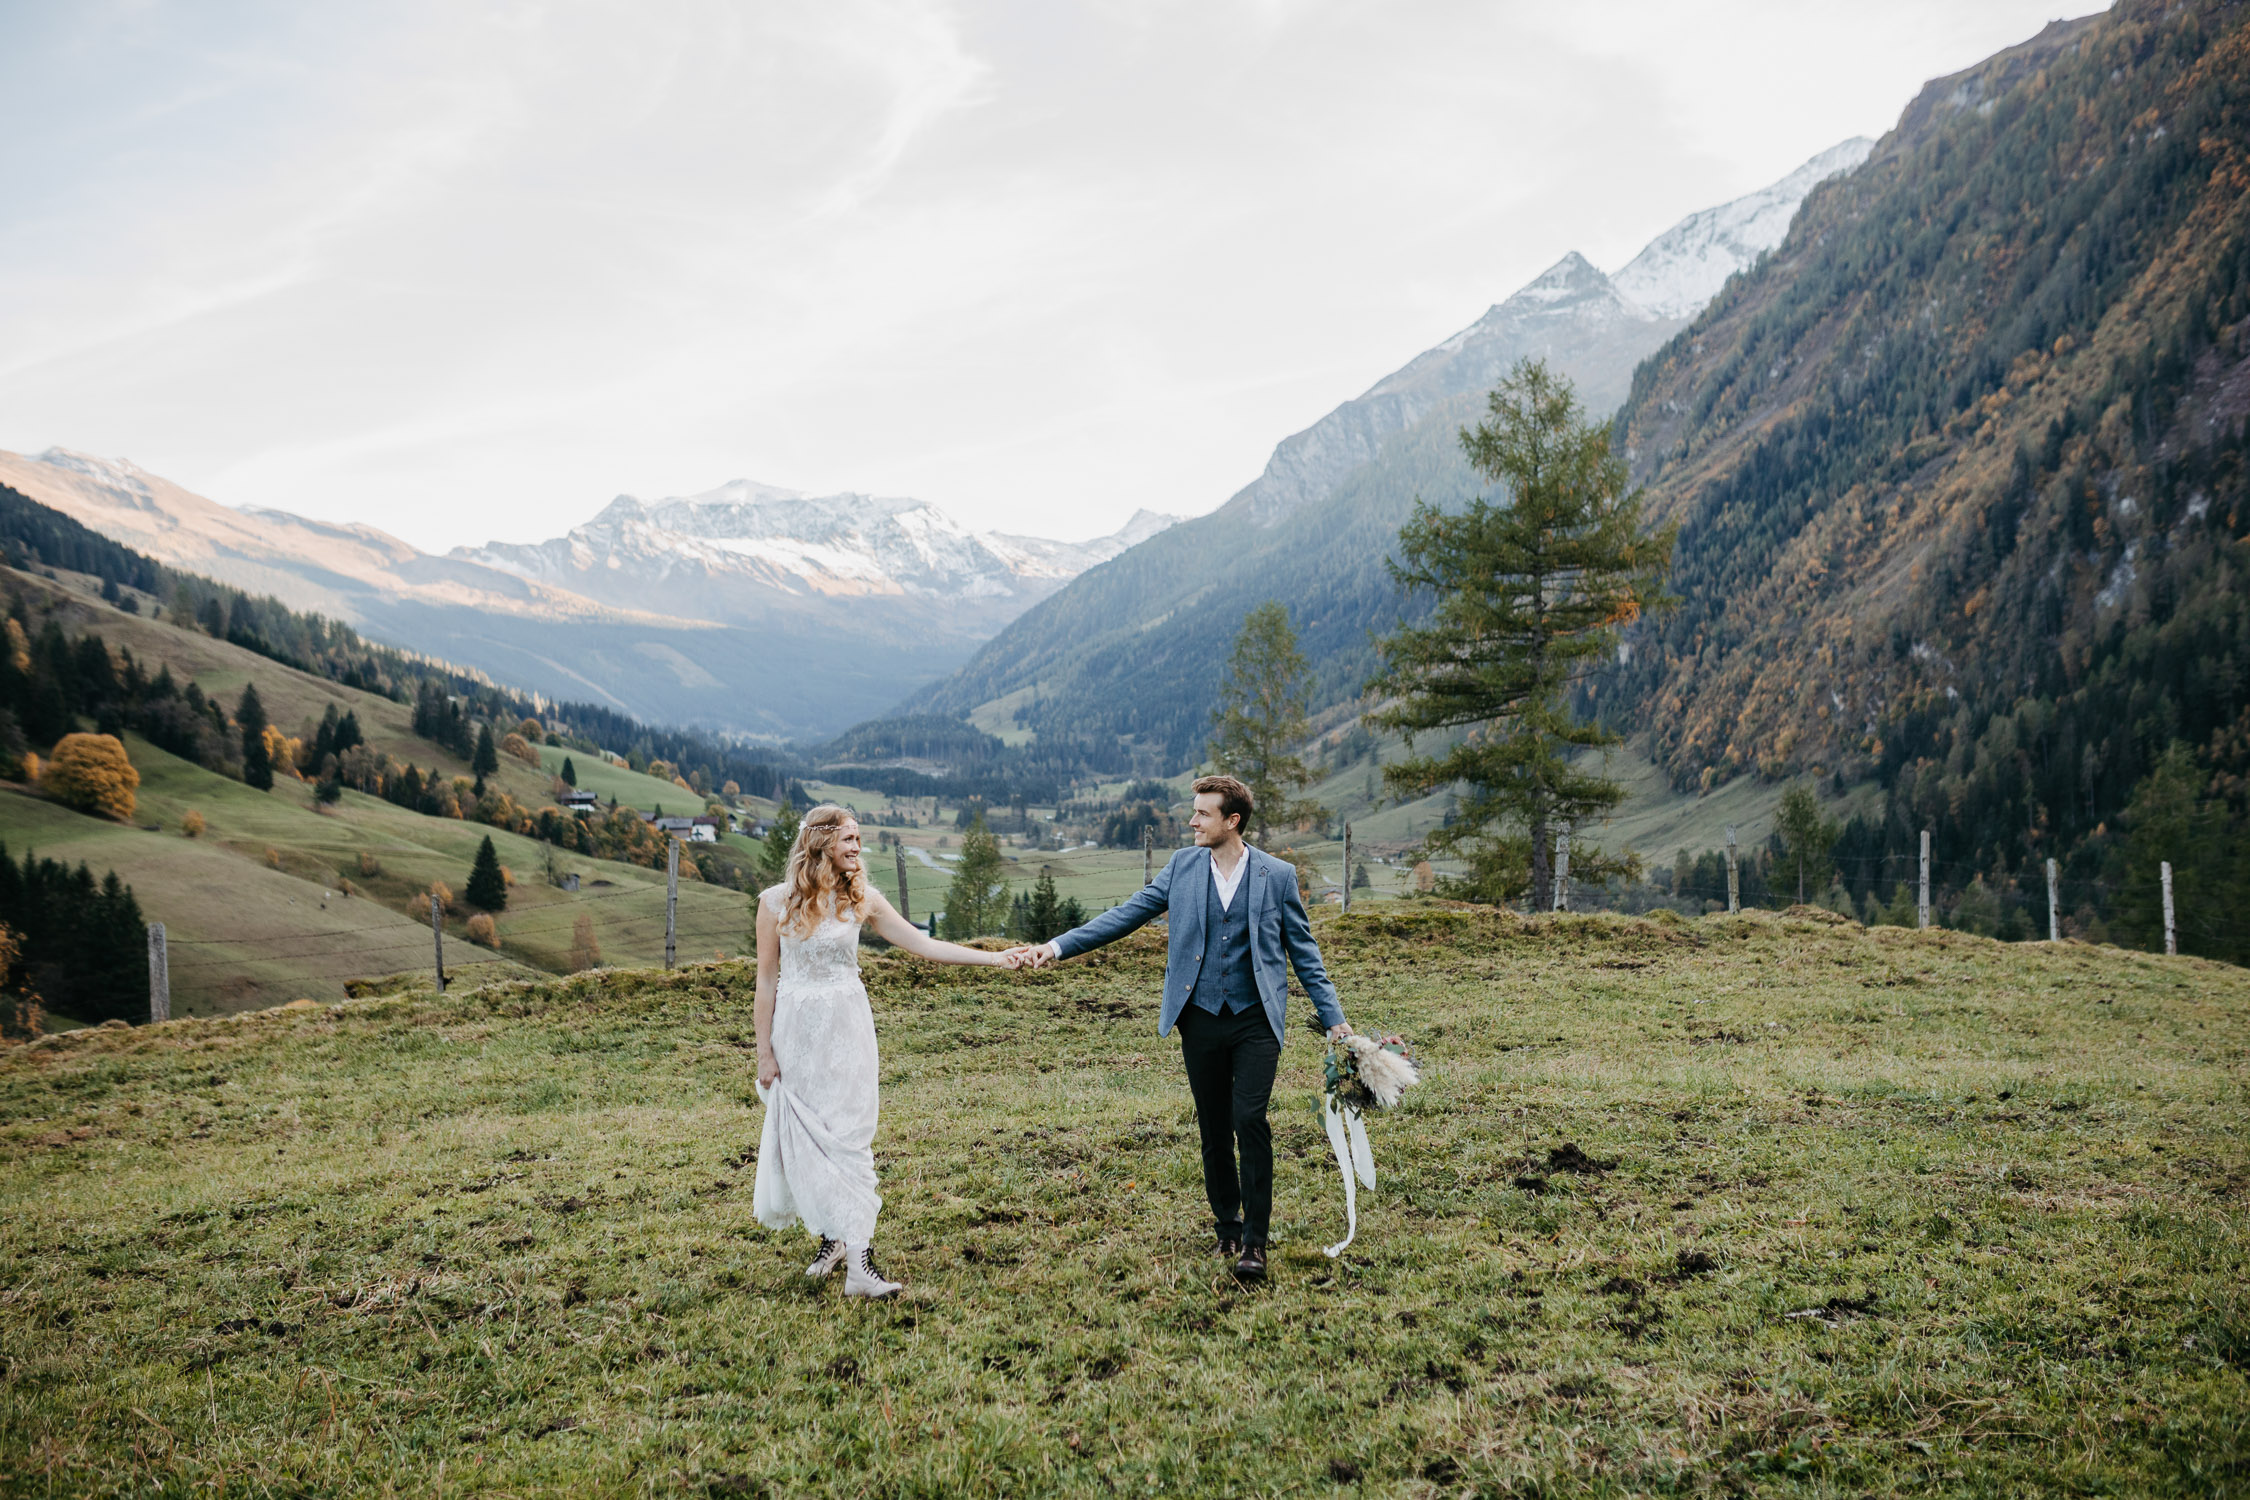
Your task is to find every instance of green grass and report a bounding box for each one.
[0,732,759,1015]
[3,910,2244,1496]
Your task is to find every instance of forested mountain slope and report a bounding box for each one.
[1607,0,2250,943]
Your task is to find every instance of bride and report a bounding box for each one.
[752,804,1015,1298]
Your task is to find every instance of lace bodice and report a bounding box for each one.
[764,887,864,993]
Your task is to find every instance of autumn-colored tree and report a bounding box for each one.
[0,922,40,1042]
[569,912,602,972]
[721,779,740,800]
[466,913,499,948]
[41,733,140,820]
[500,732,539,766]
[181,809,205,838]
[514,717,544,744]
[1368,358,1673,908]
[1207,601,1324,842]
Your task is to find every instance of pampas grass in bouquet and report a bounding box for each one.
[1323,1031,1421,1116]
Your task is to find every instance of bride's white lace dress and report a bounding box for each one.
[752,886,882,1244]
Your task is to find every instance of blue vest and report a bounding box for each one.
[1193,861,1259,1015]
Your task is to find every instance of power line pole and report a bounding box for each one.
[1552,825,1571,912]
[894,842,912,925]
[1918,830,1931,930]
[664,837,680,971]
[1143,826,1154,888]
[1724,827,1739,914]
[430,894,447,994]
[2046,857,2061,944]
[146,923,168,1024]
[2161,860,2176,957]
[1341,822,1353,915]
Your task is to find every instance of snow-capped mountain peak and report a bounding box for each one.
[454,482,1178,618]
[1610,138,1875,319]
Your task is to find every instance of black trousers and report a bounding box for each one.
[1176,1001,1282,1245]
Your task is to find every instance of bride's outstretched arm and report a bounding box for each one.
[861,887,1012,966]
[753,898,781,1087]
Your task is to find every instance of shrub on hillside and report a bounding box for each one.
[41,733,139,821]
[501,732,539,766]
[513,717,544,744]
[181,809,205,839]
[357,851,381,878]
[569,913,601,972]
[466,913,498,948]
[430,881,454,914]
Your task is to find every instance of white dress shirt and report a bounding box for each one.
[1210,843,1249,912]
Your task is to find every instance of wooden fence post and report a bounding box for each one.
[1143,827,1154,889]
[1724,827,1739,914]
[664,838,680,971]
[146,923,168,1024]
[2161,860,2176,957]
[894,843,912,925]
[2046,858,2061,943]
[1918,830,1931,930]
[430,894,447,994]
[1341,822,1352,915]
[1552,826,1571,912]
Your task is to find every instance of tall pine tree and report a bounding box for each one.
[466,835,508,911]
[940,813,1010,939]
[1368,359,1674,908]
[758,798,800,886]
[238,682,273,791]
[471,724,500,780]
[1207,601,1324,842]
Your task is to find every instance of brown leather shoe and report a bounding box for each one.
[1234,1243,1268,1279]
[1215,1235,1244,1260]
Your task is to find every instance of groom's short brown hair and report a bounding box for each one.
[1193,774,1254,832]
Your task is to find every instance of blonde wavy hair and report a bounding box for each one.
[778,804,868,936]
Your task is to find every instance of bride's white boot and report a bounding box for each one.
[805,1236,846,1279]
[842,1243,901,1300]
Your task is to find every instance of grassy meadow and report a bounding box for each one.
[3,908,2245,1497]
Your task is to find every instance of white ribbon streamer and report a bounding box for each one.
[1321,1095,1376,1257]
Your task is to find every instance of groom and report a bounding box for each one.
[1017,774,1351,1279]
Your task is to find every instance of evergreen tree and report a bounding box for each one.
[1021,869,1066,943]
[466,835,508,911]
[238,682,273,790]
[560,756,577,788]
[472,724,500,779]
[1775,784,1838,905]
[1207,601,1324,843]
[940,814,1010,939]
[758,798,800,885]
[1367,359,1674,908]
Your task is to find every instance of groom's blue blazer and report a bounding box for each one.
[1051,844,1346,1044]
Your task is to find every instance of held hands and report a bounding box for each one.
[1000,941,1058,971]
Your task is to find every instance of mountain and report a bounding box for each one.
[0,449,1171,741]
[1603,0,2249,938]
[454,479,1172,630]
[890,139,1877,767]
[1611,138,1874,319]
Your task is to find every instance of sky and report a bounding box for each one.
[0,0,2089,552]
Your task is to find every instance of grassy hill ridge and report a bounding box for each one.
[3,910,2243,1495]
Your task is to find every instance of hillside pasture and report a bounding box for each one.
[2,910,2244,1496]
